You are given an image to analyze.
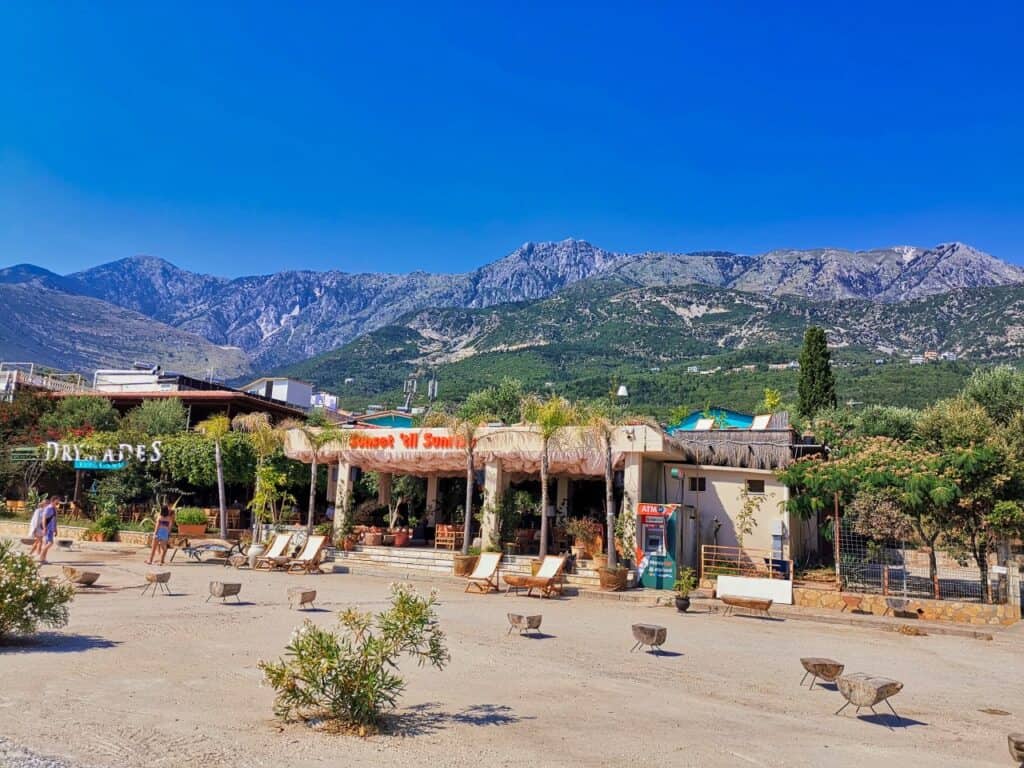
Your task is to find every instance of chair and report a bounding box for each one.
[525,555,568,598]
[465,552,502,593]
[253,533,293,570]
[286,535,328,575]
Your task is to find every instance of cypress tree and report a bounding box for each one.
[797,326,837,418]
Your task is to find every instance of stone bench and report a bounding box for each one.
[507,613,542,636]
[62,566,100,587]
[207,581,242,603]
[141,571,171,597]
[1009,733,1024,763]
[835,673,903,722]
[288,587,317,610]
[721,595,773,617]
[799,657,844,689]
[631,623,667,654]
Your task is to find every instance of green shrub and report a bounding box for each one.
[0,540,75,640]
[88,513,121,541]
[174,507,207,526]
[259,582,449,733]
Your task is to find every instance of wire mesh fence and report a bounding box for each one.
[836,518,1008,604]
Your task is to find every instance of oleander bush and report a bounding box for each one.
[259,582,449,733]
[0,540,75,640]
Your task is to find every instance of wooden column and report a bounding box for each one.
[425,474,439,525]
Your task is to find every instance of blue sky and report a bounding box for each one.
[1,2,1022,276]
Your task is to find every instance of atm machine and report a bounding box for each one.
[636,503,679,589]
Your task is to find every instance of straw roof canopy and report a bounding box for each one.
[666,413,800,470]
[283,425,636,477]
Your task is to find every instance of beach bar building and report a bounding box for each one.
[283,412,817,585]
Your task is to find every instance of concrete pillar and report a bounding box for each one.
[326,464,338,504]
[377,472,392,506]
[556,475,570,516]
[333,462,354,536]
[623,453,643,554]
[425,474,439,526]
[481,460,508,549]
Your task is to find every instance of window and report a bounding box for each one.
[746,479,766,494]
[688,477,706,492]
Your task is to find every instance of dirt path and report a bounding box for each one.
[1,544,1021,767]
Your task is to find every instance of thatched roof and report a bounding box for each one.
[666,412,801,470]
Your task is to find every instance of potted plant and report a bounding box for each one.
[364,526,383,546]
[564,517,601,559]
[86,512,120,542]
[392,527,411,547]
[175,507,208,538]
[597,562,628,591]
[673,567,697,612]
[453,546,480,576]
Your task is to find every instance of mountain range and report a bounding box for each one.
[1,240,1022,385]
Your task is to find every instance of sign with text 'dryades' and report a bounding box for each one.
[45,440,163,465]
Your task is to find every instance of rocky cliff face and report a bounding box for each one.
[3,238,1022,372]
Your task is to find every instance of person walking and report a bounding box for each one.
[27,499,45,558]
[37,495,60,565]
[147,505,175,565]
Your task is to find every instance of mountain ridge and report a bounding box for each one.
[2,239,1022,372]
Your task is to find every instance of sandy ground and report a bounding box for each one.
[1,542,1022,768]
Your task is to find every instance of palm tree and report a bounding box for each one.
[522,394,580,559]
[232,412,285,542]
[582,400,627,568]
[423,407,489,556]
[280,413,344,533]
[196,414,230,537]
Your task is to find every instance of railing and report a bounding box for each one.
[701,544,792,580]
[0,363,89,397]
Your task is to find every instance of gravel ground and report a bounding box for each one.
[2,542,1023,768]
[0,737,100,768]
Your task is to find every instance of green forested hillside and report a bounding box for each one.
[280,276,1013,418]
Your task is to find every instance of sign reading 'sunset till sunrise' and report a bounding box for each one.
[44,440,163,463]
[349,432,468,451]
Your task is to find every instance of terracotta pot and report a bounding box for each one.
[364,532,383,546]
[598,566,628,591]
[393,531,410,547]
[340,536,357,552]
[177,524,206,538]
[453,554,478,577]
[82,531,107,542]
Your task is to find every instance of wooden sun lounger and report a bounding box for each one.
[525,555,567,599]
[465,552,502,593]
[286,535,327,575]
[253,533,293,570]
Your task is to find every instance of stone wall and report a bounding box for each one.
[698,572,1020,626]
[0,520,150,546]
[793,585,1020,627]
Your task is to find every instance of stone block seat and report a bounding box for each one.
[835,673,903,722]
[631,623,667,654]
[799,657,844,689]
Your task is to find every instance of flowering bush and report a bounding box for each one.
[259,582,449,733]
[0,540,75,640]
